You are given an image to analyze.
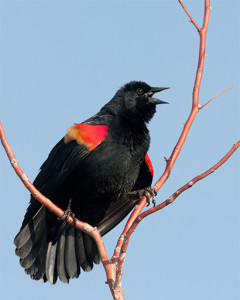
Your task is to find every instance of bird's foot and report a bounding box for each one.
[143,187,157,207]
[52,199,77,244]
[58,198,77,227]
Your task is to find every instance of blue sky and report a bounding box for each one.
[0,1,239,299]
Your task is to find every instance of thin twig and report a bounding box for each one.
[178,0,201,32]
[199,86,234,110]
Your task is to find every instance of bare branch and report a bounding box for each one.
[178,0,201,32]
[199,86,234,110]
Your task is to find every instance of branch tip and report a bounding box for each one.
[200,86,234,110]
[178,0,201,32]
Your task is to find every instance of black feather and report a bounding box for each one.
[14,206,46,249]
[75,229,93,272]
[64,226,79,279]
[56,228,69,283]
[45,242,58,284]
[97,191,141,236]
[25,257,42,279]
[83,234,100,265]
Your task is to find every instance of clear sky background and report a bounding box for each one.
[0,1,239,300]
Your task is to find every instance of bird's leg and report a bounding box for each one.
[52,199,77,245]
[58,198,77,227]
[143,187,157,207]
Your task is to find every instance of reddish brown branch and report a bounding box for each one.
[178,0,201,32]
[199,86,234,110]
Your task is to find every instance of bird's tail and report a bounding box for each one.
[14,205,100,284]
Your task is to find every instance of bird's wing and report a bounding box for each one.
[34,139,88,193]
[36,123,108,194]
[21,124,108,228]
[97,153,154,236]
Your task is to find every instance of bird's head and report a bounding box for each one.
[105,81,169,124]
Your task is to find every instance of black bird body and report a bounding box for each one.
[14,81,168,283]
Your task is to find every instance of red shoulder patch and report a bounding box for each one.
[145,153,154,177]
[64,123,108,150]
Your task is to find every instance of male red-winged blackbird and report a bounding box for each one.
[14,81,168,284]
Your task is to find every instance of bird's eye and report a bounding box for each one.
[136,88,144,95]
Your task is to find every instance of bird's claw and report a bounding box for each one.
[52,200,77,245]
[144,187,157,207]
[58,198,77,226]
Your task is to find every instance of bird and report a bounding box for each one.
[14,81,168,284]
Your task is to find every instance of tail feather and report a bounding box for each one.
[15,238,34,259]
[14,203,100,284]
[25,257,42,278]
[14,206,46,249]
[25,261,38,276]
[19,235,45,269]
[36,232,48,280]
[56,228,69,283]
[75,230,93,272]
[65,226,80,279]
[45,242,58,284]
[83,234,100,265]
[20,252,37,269]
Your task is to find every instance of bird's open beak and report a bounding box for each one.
[147,87,169,104]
